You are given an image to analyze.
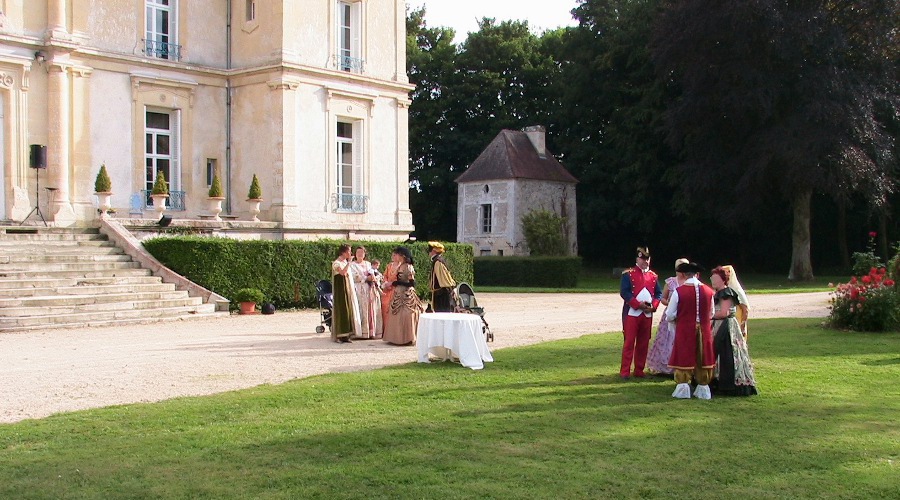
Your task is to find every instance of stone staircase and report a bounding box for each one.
[0,226,224,332]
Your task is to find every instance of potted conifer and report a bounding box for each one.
[94,164,113,219]
[208,174,225,221]
[233,287,265,315]
[247,173,263,222]
[150,171,169,216]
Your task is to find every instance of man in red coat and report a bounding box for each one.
[664,261,715,399]
[618,246,662,378]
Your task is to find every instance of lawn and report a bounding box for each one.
[1,320,897,499]
[479,267,843,293]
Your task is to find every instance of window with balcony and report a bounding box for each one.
[145,109,183,210]
[336,1,364,73]
[145,0,181,61]
[334,120,366,213]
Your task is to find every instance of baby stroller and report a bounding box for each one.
[454,282,493,342]
[315,279,333,334]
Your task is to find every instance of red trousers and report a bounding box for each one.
[621,314,652,376]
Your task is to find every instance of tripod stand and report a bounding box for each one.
[21,166,48,226]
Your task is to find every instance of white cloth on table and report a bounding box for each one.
[417,312,493,370]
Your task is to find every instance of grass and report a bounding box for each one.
[479,267,844,293]
[1,320,898,499]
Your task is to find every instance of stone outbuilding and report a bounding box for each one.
[455,126,578,256]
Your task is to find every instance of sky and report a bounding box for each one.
[410,0,580,43]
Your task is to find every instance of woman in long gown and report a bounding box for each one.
[331,244,359,343]
[646,258,689,375]
[382,246,424,346]
[710,265,758,396]
[381,256,399,328]
[349,246,378,339]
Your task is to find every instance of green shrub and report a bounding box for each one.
[475,256,581,287]
[522,209,568,256]
[94,164,112,193]
[232,287,265,304]
[208,175,224,198]
[142,238,474,308]
[151,171,169,195]
[851,232,882,276]
[247,174,262,200]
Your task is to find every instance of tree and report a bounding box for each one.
[522,209,568,256]
[406,8,562,240]
[651,0,898,280]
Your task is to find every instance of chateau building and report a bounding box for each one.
[0,0,414,239]
[455,126,578,256]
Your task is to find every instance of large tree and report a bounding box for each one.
[651,0,898,280]
[406,9,561,240]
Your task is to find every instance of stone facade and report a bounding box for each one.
[456,127,578,256]
[0,0,414,240]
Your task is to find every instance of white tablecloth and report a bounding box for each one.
[417,312,493,370]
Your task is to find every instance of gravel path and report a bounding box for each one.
[0,292,830,423]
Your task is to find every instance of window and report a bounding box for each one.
[336,1,363,72]
[481,204,492,233]
[335,121,364,212]
[145,0,180,61]
[206,158,217,187]
[480,249,491,256]
[246,0,256,22]
[145,109,180,206]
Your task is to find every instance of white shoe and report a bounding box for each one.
[672,383,691,399]
[693,385,712,400]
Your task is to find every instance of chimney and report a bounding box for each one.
[524,125,546,158]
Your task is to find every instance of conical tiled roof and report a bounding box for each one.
[455,129,578,184]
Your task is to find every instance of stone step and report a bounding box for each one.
[0,268,153,280]
[0,304,225,332]
[0,233,106,242]
[0,261,143,272]
[0,282,177,299]
[0,245,122,256]
[0,240,116,248]
[0,275,164,290]
[1,253,130,263]
[0,226,100,235]
[0,295,205,317]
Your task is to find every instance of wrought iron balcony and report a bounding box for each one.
[143,39,182,61]
[335,54,365,73]
[141,189,186,211]
[331,193,368,213]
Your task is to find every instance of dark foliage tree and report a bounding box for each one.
[651,0,899,280]
[406,9,562,241]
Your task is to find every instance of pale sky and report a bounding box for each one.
[410,0,580,43]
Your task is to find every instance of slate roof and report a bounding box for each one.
[454,129,578,184]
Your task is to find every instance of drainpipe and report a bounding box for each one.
[225,0,233,213]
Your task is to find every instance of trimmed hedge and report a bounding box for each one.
[142,237,474,308]
[474,256,582,287]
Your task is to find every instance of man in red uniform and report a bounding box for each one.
[664,261,716,399]
[618,246,662,378]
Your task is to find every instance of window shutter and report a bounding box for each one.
[171,109,181,191]
[352,2,362,62]
[352,121,363,195]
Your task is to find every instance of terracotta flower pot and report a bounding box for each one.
[238,301,258,315]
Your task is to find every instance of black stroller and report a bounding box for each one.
[454,282,493,342]
[315,279,333,334]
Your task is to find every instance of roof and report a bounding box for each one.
[454,129,578,184]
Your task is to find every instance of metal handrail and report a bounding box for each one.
[331,193,367,213]
[335,54,365,73]
[141,189,186,211]
[143,38,182,61]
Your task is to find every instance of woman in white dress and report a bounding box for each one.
[349,246,378,339]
